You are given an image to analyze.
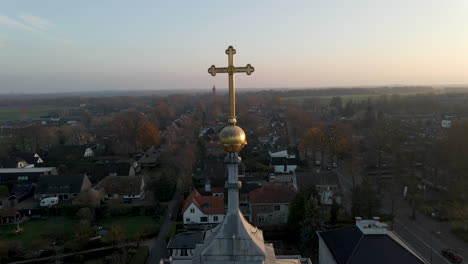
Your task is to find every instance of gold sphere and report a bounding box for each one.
[219,125,247,152]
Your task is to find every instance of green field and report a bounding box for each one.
[0,216,76,247]
[0,105,78,122]
[102,216,160,240]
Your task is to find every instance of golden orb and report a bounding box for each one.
[219,125,247,152]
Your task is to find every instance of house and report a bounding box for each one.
[248,185,297,226]
[10,152,44,166]
[72,187,106,206]
[0,167,57,184]
[138,146,159,168]
[0,157,32,168]
[317,218,428,264]
[99,176,145,200]
[167,231,205,259]
[269,150,297,173]
[0,209,23,225]
[205,142,225,158]
[296,171,341,205]
[182,189,224,225]
[35,175,92,201]
[75,162,136,183]
[46,145,95,161]
[7,183,36,206]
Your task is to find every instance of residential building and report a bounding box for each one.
[99,176,145,200]
[249,185,297,226]
[269,150,297,173]
[0,209,23,225]
[317,218,428,264]
[0,167,57,184]
[167,232,205,260]
[182,189,224,225]
[35,175,92,200]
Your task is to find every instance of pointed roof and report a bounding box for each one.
[183,189,224,215]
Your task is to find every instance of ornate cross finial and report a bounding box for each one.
[208,46,254,125]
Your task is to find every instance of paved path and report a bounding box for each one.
[146,192,180,264]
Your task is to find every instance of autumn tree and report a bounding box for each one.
[351,178,382,218]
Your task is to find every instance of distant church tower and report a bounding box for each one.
[212,85,216,96]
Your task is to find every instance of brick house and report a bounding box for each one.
[248,185,297,226]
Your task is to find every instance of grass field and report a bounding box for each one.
[0,216,76,247]
[102,216,160,239]
[0,105,78,122]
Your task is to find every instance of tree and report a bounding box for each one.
[104,225,126,246]
[351,178,382,218]
[0,185,8,197]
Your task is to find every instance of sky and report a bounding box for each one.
[0,0,468,93]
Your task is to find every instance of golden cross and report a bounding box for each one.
[208,46,254,125]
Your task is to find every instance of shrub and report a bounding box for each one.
[129,246,149,264]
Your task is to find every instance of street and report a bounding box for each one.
[146,192,179,264]
[336,168,468,264]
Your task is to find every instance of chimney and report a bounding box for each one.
[204,179,211,193]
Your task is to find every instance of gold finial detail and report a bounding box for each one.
[208,46,254,152]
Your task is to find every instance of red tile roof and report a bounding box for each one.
[183,189,224,215]
[249,185,297,204]
[211,187,224,194]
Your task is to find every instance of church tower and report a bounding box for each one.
[162,46,310,264]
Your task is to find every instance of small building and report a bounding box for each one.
[167,231,205,259]
[0,209,23,225]
[317,218,428,264]
[35,175,92,200]
[138,146,159,168]
[296,171,341,205]
[182,189,224,225]
[269,150,297,174]
[0,167,57,184]
[248,185,297,226]
[99,176,145,200]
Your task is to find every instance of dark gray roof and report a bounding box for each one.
[167,232,205,249]
[271,157,297,166]
[36,175,86,194]
[296,171,339,190]
[318,226,426,264]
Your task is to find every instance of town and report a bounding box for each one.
[0,85,467,263]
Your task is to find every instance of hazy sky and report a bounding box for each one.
[1,0,468,93]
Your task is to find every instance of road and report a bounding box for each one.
[146,192,180,264]
[336,169,468,264]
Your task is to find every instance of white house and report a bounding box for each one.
[269,150,297,173]
[182,189,224,225]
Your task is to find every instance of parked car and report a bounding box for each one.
[442,249,463,263]
[40,197,59,207]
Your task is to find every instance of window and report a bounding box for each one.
[186,218,190,222]
[259,205,265,211]
[190,208,195,213]
[200,217,208,222]
[274,205,281,211]
[17,176,28,181]
[259,216,265,223]
[214,216,219,222]
[181,249,188,256]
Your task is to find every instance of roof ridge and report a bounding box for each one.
[345,233,364,264]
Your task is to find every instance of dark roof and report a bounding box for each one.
[296,171,339,190]
[9,183,35,199]
[271,157,297,166]
[167,231,205,249]
[0,157,26,168]
[318,226,426,264]
[74,162,131,183]
[36,175,87,194]
[10,152,41,165]
[99,176,143,196]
